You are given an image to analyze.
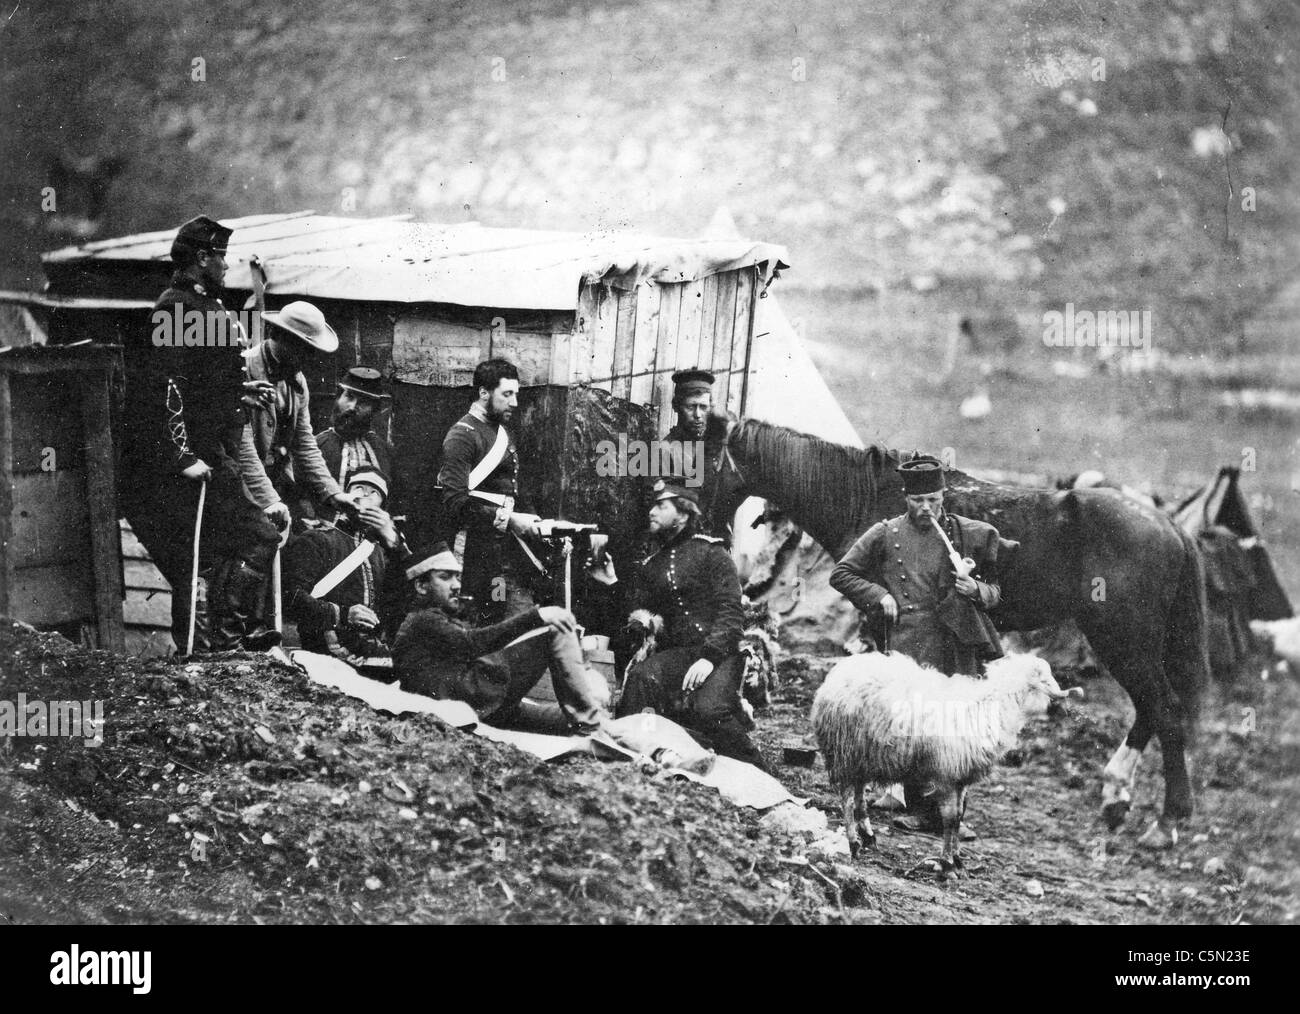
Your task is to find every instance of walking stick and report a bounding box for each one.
[186,479,207,656]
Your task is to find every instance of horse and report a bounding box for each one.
[715,417,1211,847]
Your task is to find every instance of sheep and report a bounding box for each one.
[810,651,1082,871]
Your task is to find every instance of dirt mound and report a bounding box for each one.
[2,620,1296,924]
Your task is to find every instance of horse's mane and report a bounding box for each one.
[730,418,896,539]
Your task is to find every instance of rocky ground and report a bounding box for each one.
[1,619,1295,924]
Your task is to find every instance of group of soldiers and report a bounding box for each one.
[122,213,1010,815]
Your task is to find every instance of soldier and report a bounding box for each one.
[119,215,281,653]
[830,454,1008,832]
[282,468,409,662]
[239,301,355,529]
[314,367,397,514]
[392,541,611,733]
[662,369,734,540]
[436,358,543,622]
[609,478,768,770]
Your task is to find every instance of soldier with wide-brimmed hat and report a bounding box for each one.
[239,300,355,529]
[118,214,281,653]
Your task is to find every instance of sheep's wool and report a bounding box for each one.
[811,651,1062,790]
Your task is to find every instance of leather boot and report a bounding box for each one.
[241,571,282,651]
[705,713,771,773]
[208,560,265,652]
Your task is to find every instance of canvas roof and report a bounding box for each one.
[38,211,788,312]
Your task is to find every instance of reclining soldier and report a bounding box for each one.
[392,542,612,733]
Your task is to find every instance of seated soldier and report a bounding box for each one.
[282,468,408,662]
[392,541,611,734]
[599,478,768,771]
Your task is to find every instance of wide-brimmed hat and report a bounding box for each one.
[338,366,390,401]
[260,301,339,353]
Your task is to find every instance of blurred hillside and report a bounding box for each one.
[1,0,1297,352]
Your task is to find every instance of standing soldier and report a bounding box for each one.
[830,454,1008,832]
[662,369,734,540]
[609,478,768,770]
[239,300,355,529]
[436,358,543,622]
[119,215,280,653]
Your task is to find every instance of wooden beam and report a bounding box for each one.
[80,369,125,652]
[728,268,756,416]
[610,288,638,400]
[588,285,619,392]
[629,282,660,405]
[676,278,705,372]
[0,372,11,616]
[710,270,738,408]
[653,282,683,434]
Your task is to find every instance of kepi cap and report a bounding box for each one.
[345,468,389,500]
[171,214,232,261]
[406,541,462,581]
[338,366,391,401]
[671,369,715,398]
[651,477,700,506]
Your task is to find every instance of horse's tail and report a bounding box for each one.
[1165,524,1210,737]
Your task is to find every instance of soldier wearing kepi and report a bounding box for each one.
[392,541,612,733]
[282,468,409,662]
[118,214,280,653]
[609,478,768,770]
[830,454,1009,832]
[315,367,397,515]
[436,358,542,622]
[662,369,734,540]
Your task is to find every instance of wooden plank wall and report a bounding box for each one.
[578,265,756,435]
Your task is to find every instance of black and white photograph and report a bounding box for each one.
[0,0,1296,950]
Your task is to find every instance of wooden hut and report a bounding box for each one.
[2,212,788,648]
[0,345,124,651]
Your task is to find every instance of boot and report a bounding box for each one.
[705,714,771,773]
[208,560,266,652]
[241,570,282,651]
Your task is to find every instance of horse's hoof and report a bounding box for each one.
[1102,800,1130,831]
[862,831,877,852]
[1137,820,1179,851]
[848,838,861,859]
[952,853,964,870]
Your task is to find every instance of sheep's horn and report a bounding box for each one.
[1047,685,1085,700]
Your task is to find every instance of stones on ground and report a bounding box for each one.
[1024,878,1045,898]
[759,802,827,837]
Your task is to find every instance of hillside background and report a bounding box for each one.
[2,0,1297,592]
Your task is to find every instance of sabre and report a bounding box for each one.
[186,480,207,656]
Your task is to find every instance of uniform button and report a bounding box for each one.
[902,592,909,598]
[899,574,907,580]
[894,544,900,549]
[908,605,915,611]
[897,558,904,563]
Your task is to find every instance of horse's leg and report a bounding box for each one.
[1083,618,1191,842]
[1101,716,1149,830]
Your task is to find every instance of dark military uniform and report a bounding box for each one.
[437,405,537,621]
[830,511,1004,676]
[615,525,765,767]
[315,427,396,512]
[661,414,733,541]
[282,520,408,658]
[120,249,279,652]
